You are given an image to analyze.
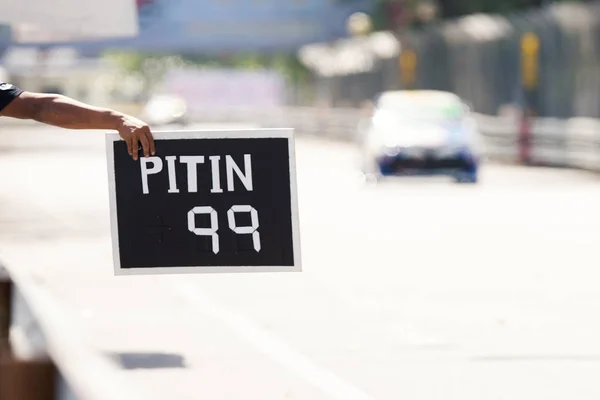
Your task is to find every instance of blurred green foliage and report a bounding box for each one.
[101,50,311,96]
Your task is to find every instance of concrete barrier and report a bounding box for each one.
[0,261,145,400]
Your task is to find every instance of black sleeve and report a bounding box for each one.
[0,82,24,112]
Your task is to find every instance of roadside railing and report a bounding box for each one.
[2,105,598,172]
[183,106,600,173]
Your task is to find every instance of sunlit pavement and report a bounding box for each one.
[1,125,600,400]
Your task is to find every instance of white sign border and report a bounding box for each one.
[105,128,302,276]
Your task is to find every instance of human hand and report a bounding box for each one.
[116,115,156,160]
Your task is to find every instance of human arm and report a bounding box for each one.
[0,84,154,160]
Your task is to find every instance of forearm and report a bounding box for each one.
[0,88,154,159]
[28,94,125,130]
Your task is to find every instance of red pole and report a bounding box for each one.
[519,109,532,165]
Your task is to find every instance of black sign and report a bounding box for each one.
[106,129,301,275]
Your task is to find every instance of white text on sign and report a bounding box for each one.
[188,205,261,254]
[140,154,253,194]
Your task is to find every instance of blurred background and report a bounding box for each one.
[1,0,600,400]
[1,0,599,119]
[2,0,599,169]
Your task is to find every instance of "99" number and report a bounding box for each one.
[187,205,260,254]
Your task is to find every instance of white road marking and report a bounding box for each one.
[174,282,375,400]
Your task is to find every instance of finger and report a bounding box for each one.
[131,135,139,161]
[139,131,151,158]
[146,128,156,155]
[125,136,133,157]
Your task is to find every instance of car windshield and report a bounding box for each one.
[375,92,466,124]
[373,104,465,127]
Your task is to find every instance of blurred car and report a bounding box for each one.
[359,90,482,183]
[142,93,189,127]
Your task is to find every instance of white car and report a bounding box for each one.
[142,94,188,127]
[359,90,483,183]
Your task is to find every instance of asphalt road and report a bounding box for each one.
[1,125,600,400]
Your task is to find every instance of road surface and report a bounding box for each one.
[1,125,600,400]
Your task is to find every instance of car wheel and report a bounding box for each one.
[361,158,381,185]
[453,171,478,184]
[179,117,190,127]
[363,172,381,184]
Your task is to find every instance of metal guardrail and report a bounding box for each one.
[2,106,599,173]
[184,107,600,172]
